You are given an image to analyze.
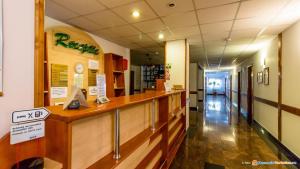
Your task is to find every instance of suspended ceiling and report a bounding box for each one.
[46,0,300,68]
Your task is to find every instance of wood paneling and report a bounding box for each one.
[254,96,278,108]
[156,79,165,91]
[46,90,185,122]
[281,104,300,117]
[0,134,45,169]
[34,0,45,107]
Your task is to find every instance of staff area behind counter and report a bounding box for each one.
[45,90,186,169]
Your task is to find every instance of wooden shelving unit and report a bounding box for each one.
[142,65,164,88]
[104,53,125,97]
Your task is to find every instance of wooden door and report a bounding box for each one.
[247,66,253,125]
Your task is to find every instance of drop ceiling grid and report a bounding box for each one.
[45,0,300,67]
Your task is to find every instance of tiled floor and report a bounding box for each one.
[170,95,297,169]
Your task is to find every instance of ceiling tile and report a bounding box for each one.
[188,35,203,45]
[124,34,154,43]
[263,25,290,36]
[112,1,157,23]
[85,10,127,28]
[201,21,232,34]
[231,29,260,40]
[110,25,141,37]
[170,25,200,37]
[271,0,300,26]
[45,0,78,21]
[67,17,103,31]
[147,30,172,41]
[147,0,194,17]
[197,3,238,24]
[202,31,229,42]
[52,0,106,15]
[195,0,239,9]
[162,11,198,28]
[133,19,166,33]
[233,17,270,30]
[98,0,139,8]
[237,0,288,19]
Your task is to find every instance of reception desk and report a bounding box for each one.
[45,90,186,169]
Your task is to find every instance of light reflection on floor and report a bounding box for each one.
[170,95,297,169]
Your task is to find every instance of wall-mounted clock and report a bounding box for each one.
[75,63,84,74]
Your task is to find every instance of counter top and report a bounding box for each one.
[46,90,185,123]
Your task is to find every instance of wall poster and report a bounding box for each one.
[0,0,3,96]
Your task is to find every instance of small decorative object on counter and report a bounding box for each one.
[63,86,89,110]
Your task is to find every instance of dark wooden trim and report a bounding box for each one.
[281,104,300,117]
[189,91,197,94]
[278,33,282,141]
[254,96,278,108]
[198,99,203,102]
[34,0,45,107]
[253,120,300,168]
[190,107,197,111]
[197,89,204,91]
[135,140,161,169]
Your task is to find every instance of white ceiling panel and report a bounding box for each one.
[237,0,288,19]
[162,11,198,28]
[146,0,194,17]
[188,35,203,45]
[195,0,239,9]
[231,29,260,40]
[133,19,166,33]
[67,17,103,31]
[197,3,238,24]
[170,25,200,37]
[271,0,300,26]
[85,10,127,28]
[263,24,289,36]
[200,21,233,34]
[98,0,139,8]
[202,31,229,42]
[46,0,78,21]
[112,1,157,23]
[233,17,270,30]
[53,0,106,15]
[110,25,141,37]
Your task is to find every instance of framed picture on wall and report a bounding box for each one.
[264,67,269,85]
[257,71,263,84]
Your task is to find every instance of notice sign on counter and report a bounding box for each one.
[10,121,45,145]
[10,108,50,145]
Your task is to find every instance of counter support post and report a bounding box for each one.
[113,108,121,160]
[151,99,155,131]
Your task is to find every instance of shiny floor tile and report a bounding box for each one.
[170,95,297,169]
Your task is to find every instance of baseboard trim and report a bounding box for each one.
[253,120,300,168]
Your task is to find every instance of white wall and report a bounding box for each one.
[45,16,131,95]
[0,0,35,138]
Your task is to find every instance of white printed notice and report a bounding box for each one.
[96,74,106,97]
[88,59,99,70]
[89,86,97,96]
[51,87,68,98]
[10,121,45,145]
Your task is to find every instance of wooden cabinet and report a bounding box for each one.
[104,53,125,97]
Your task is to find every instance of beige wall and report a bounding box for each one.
[281,21,300,157]
[45,16,131,95]
[165,40,186,88]
[0,0,35,138]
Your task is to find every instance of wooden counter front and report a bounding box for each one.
[45,90,186,169]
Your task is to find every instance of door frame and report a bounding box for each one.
[237,71,241,119]
[247,66,253,125]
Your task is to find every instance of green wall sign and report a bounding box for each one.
[55,33,99,55]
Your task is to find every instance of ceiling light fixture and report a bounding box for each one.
[132,10,140,18]
[168,2,176,8]
[158,32,164,40]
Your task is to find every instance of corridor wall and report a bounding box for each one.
[232,21,300,158]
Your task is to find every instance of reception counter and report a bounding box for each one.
[45,90,186,169]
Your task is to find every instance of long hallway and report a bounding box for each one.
[170,95,297,169]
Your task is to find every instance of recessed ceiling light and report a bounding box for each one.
[132,10,140,18]
[168,2,176,8]
[158,32,164,40]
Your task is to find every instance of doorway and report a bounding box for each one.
[130,71,134,95]
[237,72,241,120]
[247,66,253,125]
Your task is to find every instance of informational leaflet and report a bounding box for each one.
[88,59,99,70]
[51,87,68,98]
[96,74,106,98]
